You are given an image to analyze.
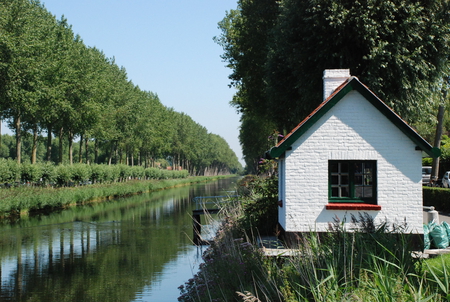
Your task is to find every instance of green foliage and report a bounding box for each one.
[0,1,242,174]
[54,165,73,187]
[180,176,450,301]
[236,174,278,236]
[216,0,450,165]
[423,187,450,212]
[70,163,91,184]
[20,162,42,184]
[40,162,56,185]
[0,159,20,184]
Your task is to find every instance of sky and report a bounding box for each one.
[5,0,244,165]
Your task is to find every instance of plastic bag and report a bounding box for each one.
[442,221,450,240]
[423,224,431,250]
[429,222,449,249]
[423,224,431,249]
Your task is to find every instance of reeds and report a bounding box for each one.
[0,176,225,218]
[179,175,450,302]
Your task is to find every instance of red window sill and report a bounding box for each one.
[326,203,381,211]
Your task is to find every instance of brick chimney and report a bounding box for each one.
[323,69,350,101]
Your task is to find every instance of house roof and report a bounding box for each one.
[268,76,440,159]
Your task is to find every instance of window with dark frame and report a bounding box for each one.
[329,160,376,204]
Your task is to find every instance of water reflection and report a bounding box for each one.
[0,177,239,302]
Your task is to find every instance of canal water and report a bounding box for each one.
[0,177,240,302]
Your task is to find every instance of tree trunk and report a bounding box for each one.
[58,127,64,164]
[78,133,83,163]
[15,115,21,163]
[46,124,52,162]
[432,104,446,184]
[85,137,89,164]
[0,118,2,153]
[94,139,99,164]
[68,130,74,165]
[31,124,38,164]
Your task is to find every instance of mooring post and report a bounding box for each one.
[428,206,439,224]
[193,213,201,245]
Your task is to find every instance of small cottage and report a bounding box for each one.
[268,69,439,237]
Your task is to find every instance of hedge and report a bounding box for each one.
[423,186,450,213]
[0,159,189,187]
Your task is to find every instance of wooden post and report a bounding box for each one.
[193,214,201,245]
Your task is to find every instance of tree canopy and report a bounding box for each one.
[216,0,450,172]
[0,0,241,175]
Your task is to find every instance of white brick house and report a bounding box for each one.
[268,69,439,235]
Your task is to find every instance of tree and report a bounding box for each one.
[216,0,450,164]
[0,0,56,163]
[266,0,450,132]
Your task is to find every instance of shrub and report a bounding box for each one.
[71,163,91,185]
[117,164,131,181]
[90,164,106,183]
[424,187,450,212]
[20,162,42,184]
[0,159,20,184]
[54,165,73,187]
[40,162,56,185]
[130,165,145,179]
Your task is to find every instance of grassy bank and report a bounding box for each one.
[179,175,450,301]
[0,175,233,219]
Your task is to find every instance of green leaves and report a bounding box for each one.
[0,1,242,172]
[217,0,450,165]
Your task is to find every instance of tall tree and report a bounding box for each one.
[217,0,450,164]
[0,0,55,163]
[266,0,450,132]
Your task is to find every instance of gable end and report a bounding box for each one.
[269,77,439,159]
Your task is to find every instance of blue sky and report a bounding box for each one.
[5,0,244,164]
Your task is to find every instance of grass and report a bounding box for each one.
[0,175,231,219]
[178,175,450,302]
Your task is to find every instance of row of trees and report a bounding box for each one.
[215,0,450,172]
[0,0,241,175]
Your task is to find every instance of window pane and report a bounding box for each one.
[341,186,349,197]
[330,162,338,173]
[355,175,363,185]
[331,175,339,184]
[364,175,372,185]
[340,163,349,173]
[354,163,362,174]
[355,186,363,198]
[363,187,372,198]
[331,187,339,197]
[341,175,349,184]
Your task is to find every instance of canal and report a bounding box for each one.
[0,177,240,301]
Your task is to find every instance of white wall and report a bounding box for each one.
[280,90,423,234]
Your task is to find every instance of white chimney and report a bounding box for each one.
[323,69,351,100]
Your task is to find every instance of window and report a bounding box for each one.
[329,160,377,204]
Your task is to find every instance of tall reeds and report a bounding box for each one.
[179,175,450,302]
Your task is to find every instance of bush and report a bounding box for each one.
[130,165,145,179]
[236,174,278,236]
[0,159,20,184]
[54,165,73,187]
[424,187,450,212]
[90,164,106,183]
[71,163,91,185]
[40,162,56,185]
[117,164,131,181]
[20,162,42,184]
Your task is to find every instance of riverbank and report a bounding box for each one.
[0,175,235,219]
[179,175,450,301]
